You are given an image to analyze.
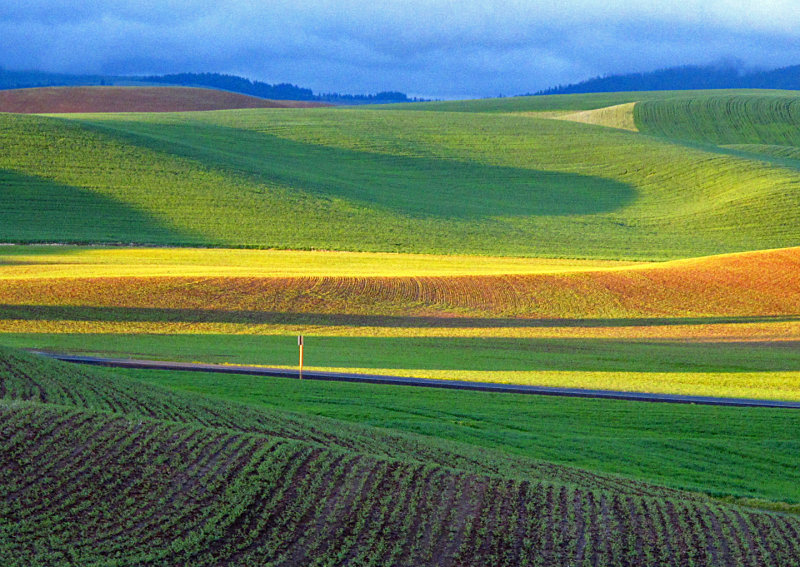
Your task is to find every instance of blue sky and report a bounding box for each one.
[2,1,799,98]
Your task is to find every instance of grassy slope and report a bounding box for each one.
[635,92,800,146]
[2,92,800,258]
[5,346,798,565]
[387,89,796,112]
[724,144,800,162]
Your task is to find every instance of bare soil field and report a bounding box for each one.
[0,86,330,113]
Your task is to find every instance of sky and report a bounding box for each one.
[2,1,800,99]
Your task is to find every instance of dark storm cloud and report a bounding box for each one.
[2,1,800,98]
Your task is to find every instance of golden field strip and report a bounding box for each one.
[2,319,798,342]
[1,246,797,320]
[513,102,639,131]
[0,246,638,279]
[1,245,798,400]
[253,367,800,403]
[0,245,798,340]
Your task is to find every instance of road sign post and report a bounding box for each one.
[298,335,304,379]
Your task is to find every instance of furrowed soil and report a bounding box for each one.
[2,346,799,566]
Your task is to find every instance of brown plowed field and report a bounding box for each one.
[0,86,331,113]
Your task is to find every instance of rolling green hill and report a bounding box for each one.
[634,93,800,146]
[2,90,800,259]
[2,346,800,566]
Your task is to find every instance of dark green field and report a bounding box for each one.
[2,346,800,566]
[635,93,800,146]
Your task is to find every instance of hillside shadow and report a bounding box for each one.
[0,170,191,244]
[3,304,799,329]
[80,119,637,219]
[3,305,799,329]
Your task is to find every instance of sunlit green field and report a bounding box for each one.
[6,332,800,401]
[1,89,799,258]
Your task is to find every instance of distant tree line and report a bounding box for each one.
[0,68,423,104]
[141,72,317,100]
[318,91,426,104]
[533,62,800,96]
[143,73,422,104]
[0,68,109,89]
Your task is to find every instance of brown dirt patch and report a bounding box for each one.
[0,86,331,114]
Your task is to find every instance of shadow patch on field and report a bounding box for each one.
[0,170,191,244]
[0,304,798,329]
[79,119,637,219]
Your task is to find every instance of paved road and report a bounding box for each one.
[37,352,800,409]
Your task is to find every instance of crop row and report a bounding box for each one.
[2,401,799,566]
[635,93,800,147]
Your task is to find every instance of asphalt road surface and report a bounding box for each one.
[37,352,800,409]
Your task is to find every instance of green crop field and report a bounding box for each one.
[4,332,800,402]
[121,365,800,505]
[634,93,800,146]
[2,87,800,564]
[2,346,800,566]
[1,89,799,258]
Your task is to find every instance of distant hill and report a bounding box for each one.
[0,68,421,105]
[0,86,330,113]
[537,62,800,95]
[142,72,420,105]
